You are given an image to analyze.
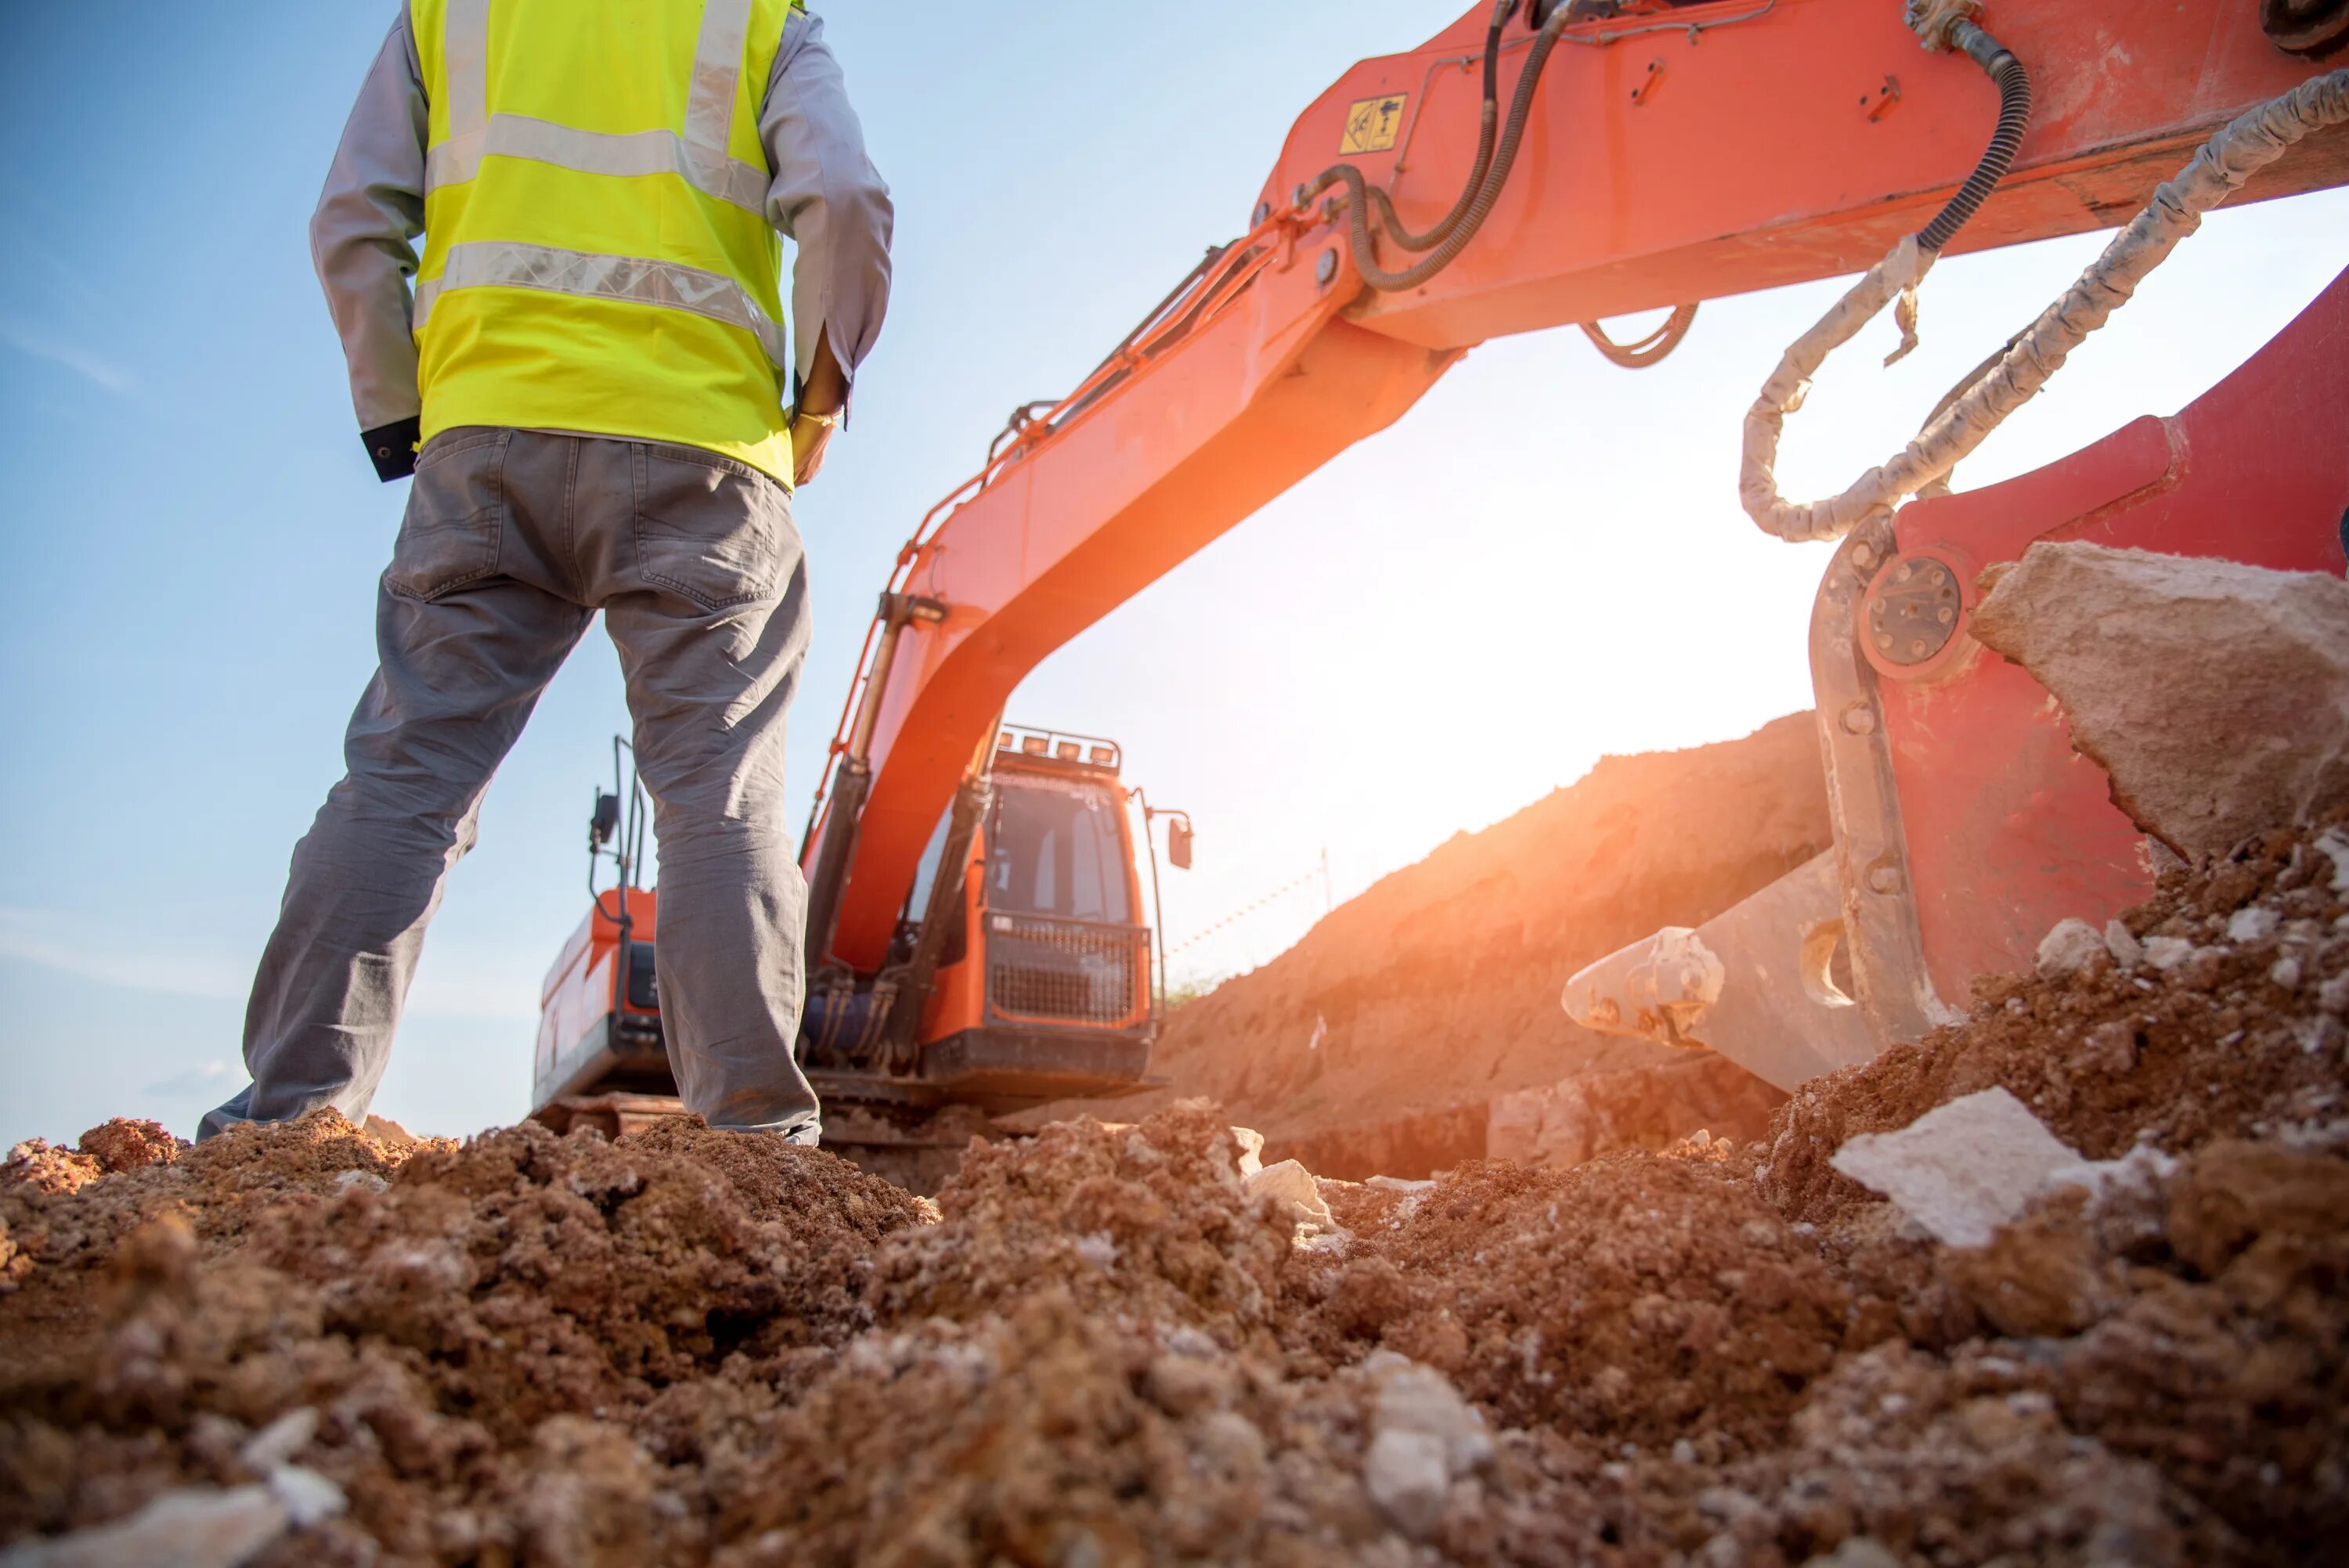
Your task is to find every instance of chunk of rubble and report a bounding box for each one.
[2035,917,2107,979]
[1972,542,2349,858]
[1360,1352,1492,1540]
[2228,907,2281,944]
[1831,1090,2082,1247]
[2318,827,2349,895]
[1832,1090,2192,1251]
[1245,1158,1342,1245]
[236,1408,319,1472]
[0,1484,290,1568]
[264,1466,346,1530]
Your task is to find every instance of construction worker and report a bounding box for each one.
[200,0,892,1144]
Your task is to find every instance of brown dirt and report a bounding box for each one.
[2,818,2343,1566]
[1037,714,1831,1177]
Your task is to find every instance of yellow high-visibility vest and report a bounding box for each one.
[410,0,803,482]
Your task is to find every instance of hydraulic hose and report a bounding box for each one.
[1741,66,2349,543]
[1361,0,1518,253]
[1308,1,1575,294]
[1580,302,1700,368]
[1916,21,2032,253]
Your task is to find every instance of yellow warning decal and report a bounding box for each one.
[1339,94,1409,155]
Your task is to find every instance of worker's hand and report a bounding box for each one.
[792,412,837,487]
[792,325,848,488]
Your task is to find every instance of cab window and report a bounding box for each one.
[986,776,1130,923]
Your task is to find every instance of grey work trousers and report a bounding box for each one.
[202,427,820,1142]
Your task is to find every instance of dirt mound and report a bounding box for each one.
[2,820,2343,1565]
[1041,715,1831,1177]
[1759,820,2349,1226]
[1285,1147,1849,1450]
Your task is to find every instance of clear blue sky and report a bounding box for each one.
[3,3,2344,1148]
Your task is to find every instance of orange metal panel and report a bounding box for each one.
[1283,0,2349,345]
[536,889,660,1065]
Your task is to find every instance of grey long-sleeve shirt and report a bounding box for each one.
[312,7,893,445]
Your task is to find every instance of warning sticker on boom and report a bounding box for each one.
[1339,94,1409,155]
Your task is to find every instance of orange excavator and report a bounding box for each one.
[535,0,2349,1171]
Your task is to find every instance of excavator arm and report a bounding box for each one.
[810,0,2349,978]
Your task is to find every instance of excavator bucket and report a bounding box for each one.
[1569,263,2349,1091]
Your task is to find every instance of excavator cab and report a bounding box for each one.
[531,725,1181,1179]
[839,728,1163,1095]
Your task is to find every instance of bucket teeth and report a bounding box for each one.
[1562,852,1889,1093]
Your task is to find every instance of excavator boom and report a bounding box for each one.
[817,0,2349,975]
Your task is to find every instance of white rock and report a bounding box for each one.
[1192,1410,1268,1483]
[1695,1486,1766,1525]
[0,1486,288,1568]
[237,1408,318,1472]
[1361,1354,1491,1541]
[1229,1126,1265,1181]
[2142,935,2195,972]
[1246,1159,1337,1238]
[2322,974,2349,1019]
[2271,957,2304,992]
[1370,1355,1492,1472]
[2036,918,2108,979]
[2104,920,2144,968]
[1831,1089,2082,1248]
[1363,1429,1452,1541]
[2318,828,2349,895]
[265,1466,346,1529]
[1366,1175,1435,1195]
[2228,907,2282,944]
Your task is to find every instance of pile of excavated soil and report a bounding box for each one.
[1037,714,1831,1178]
[4,817,2345,1566]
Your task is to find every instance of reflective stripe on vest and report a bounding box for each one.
[420,0,781,364]
[414,240,788,369]
[427,0,770,214]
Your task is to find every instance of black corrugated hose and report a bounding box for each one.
[1309,0,1576,293]
[1917,21,2033,253]
[1362,0,1520,252]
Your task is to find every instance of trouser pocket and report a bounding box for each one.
[632,442,792,612]
[388,428,507,601]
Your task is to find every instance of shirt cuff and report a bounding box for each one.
[363,416,422,482]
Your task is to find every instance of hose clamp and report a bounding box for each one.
[1903,0,1982,51]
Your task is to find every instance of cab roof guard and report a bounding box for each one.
[996,724,1123,773]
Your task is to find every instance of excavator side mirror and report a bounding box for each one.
[1167,819,1194,871]
[590,791,622,851]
